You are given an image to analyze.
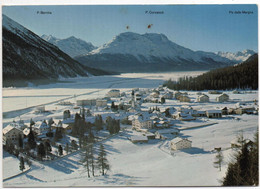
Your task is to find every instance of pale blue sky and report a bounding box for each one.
[2,5,258,52]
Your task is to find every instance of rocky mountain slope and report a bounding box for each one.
[2,15,108,87]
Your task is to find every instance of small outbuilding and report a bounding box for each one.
[216,93,229,102]
[206,110,222,118]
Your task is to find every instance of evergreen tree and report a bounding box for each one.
[97,144,109,176]
[19,156,25,172]
[28,122,36,149]
[213,149,224,171]
[37,143,46,161]
[65,143,69,154]
[222,131,259,186]
[18,134,23,150]
[83,145,91,178]
[44,141,52,156]
[58,145,63,156]
[161,97,166,104]
[90,144,95,177]
[165,108,171,117]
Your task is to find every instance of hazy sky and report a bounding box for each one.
[2,5,258,52]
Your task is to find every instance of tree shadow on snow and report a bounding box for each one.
[95,173,144,186]
[44,158,79,174]
[25,173,46,183]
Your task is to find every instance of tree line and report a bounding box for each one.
[164,54,258,91]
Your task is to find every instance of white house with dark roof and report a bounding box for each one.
[155,128,180,140]
[170,137,192,150]
[132,115,153,130]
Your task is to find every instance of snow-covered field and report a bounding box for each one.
[2,71,258,187]
[3,71,206,112]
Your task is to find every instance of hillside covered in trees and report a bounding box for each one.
[164,54,258,90]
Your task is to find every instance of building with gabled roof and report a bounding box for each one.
[197,94,209,103]
[170,137,192,150]
[3,125,24,145]
[216,93,229,102]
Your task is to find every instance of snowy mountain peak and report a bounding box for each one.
[217,49,256,62]
[41,34,96,58]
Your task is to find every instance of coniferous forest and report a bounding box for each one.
[164,54,258,91]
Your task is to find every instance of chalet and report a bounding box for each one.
[3,125,24,145]
[206,110,222,118]
[216,93,229,102]
[170,137,192,150]
[34,120,49,134]
[96,99,107,107]
[197,94,209,103]
[178,95,191,102]
[235,107,256,115]
[107,89,120,97]
[154,120,170,128]
[130,135,148,143]
[155,128,180,140]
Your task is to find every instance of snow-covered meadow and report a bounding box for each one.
[2,71,258,187]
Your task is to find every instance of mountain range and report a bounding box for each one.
[41,35,96,58]
[2,15,109,87]
[74,32,256,73]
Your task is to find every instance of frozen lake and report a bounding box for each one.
[2,71,206,112]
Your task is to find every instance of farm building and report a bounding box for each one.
[170,137,192,150]
[197,94,209,103]
[216,93,229,102]
[178,95,191,102]
[206,110,222,118]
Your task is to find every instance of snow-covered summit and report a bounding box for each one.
[216,49,256,62]
[42,35,96,58]
[88,32,231,64]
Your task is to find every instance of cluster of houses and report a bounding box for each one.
[3,87,258,153]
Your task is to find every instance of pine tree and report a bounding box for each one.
[65,143,69,154]
[18,134,23,150]
[89,144,95,177]
[19,156,25,172]
[213,149,224,171]
[83,145,91,178]
[58,145,63,156]
[37,143,46,161]
[97,144,109,176]
[28,122,36,149]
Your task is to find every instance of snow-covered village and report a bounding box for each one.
[1,3,259,188]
